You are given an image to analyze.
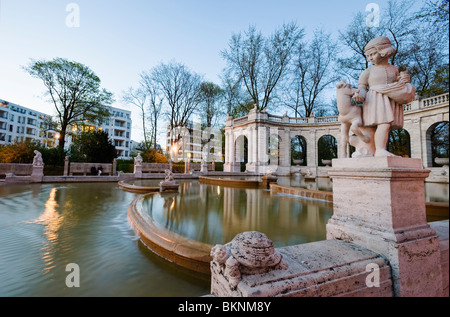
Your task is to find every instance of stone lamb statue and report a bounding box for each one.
[336,80,370,158]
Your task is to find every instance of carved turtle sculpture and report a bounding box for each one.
[211,232,288,289]
[227,231,288,275]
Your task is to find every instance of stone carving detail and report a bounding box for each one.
[337,36,416,158]
[159,169,179,191]
[336,80,370,158]
[134,153,143,166]
[32,150,44,167]
[211,232,288,289]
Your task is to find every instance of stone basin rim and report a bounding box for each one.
[127,192,213,275]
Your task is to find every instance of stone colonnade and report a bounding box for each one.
[224,93,449,175]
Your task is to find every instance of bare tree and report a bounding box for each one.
[198,81,224,129]
[417,0,449,41]
[408,26,447,95]
[221,23,304,111]
[338,0,414,81]
[150,61,203,147]
[139,73,164,149]
[338,12,383,82]
[285,29,339,118]
[122,87,151,149]
[220,73,253,118]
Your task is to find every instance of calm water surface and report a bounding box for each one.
[0,183,210,297]
[142,181,333,247]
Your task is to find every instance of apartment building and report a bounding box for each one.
[0,99,133,159]
[166,121,223,163]
[101,107,133,159]
[0,99,58,147]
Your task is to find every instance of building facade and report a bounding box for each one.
[166,120,223,163]
[101,107,133,159]
[0,99,133,159]
[224,93,449,175]
[0,99,58,148]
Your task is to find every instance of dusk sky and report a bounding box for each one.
[0,0,424,143]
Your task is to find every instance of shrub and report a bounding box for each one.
[140,149,169,163]
[0,140,45,163]
[116,159,134,173]
[69,131,117,163]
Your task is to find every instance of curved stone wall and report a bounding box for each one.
[198,176,261,188]
[127,193,213,275]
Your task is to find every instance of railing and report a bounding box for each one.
[404,93,449,112]
[422,93,449,108]
[315,116,339,123]
[290,117,308,124]
[233,116,248,125]
[229,93,449,127]
[268,115,283,122]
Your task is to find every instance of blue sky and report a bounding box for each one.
[0,0,424,142]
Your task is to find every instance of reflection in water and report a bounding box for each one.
[28,188,63,274]
[144,182,333,247]
[0,183,210,297]
[277,175,333,192]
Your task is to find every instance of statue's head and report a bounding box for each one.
[365,36,396,59]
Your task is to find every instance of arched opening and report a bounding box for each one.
[427,121,449,167]
[318,135,337,166]
[268,134,281,167]
[235,135,248,172]
[291,135,307,166]
[388,129,411,158]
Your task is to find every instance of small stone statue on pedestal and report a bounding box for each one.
[159,169,179,192]
[32,150,44,167]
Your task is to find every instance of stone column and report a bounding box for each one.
[63,156,69,176]
[327,157,444,297]
[112,158,117,176]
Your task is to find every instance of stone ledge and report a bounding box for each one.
[211,239,392,297]
[332,156,422,169]
[128,194,213,275]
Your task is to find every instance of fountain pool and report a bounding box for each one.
[0,182,210,297]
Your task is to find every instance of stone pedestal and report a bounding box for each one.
[64,156,69,176]
[327,157,444,297]
[31,165,44,183]
[134,164,142,178]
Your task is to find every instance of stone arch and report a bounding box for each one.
[318,135,338,166]
[388,128,411,158]
[291,135,307,166]
[426,121,449,167]
[235,134,248,171]
[268,132,282,166]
